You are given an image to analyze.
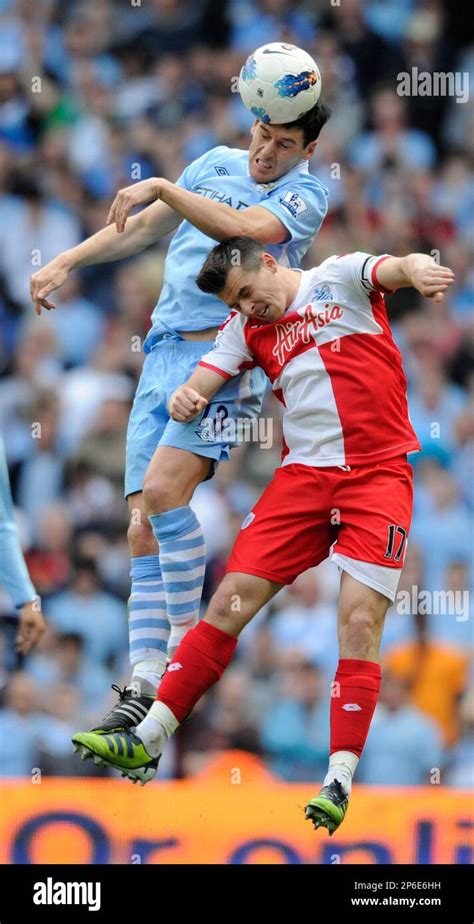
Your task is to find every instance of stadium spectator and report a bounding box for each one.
[0,672,44,776]
[259,656,330,781]
[26,631,113,709]
[384,612,469,748]
[445,688,474,787]
[357,670,444,784]
[43,557,127,668]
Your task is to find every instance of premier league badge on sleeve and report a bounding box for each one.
[280,190,308,218]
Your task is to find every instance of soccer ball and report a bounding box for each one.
[239,43,321,125]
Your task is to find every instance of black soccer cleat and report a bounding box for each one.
[89,684,155,735]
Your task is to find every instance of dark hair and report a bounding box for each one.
[58,632,84,650]
[196,236,265,295]
[282,100,331,147]
[71,555,99,578]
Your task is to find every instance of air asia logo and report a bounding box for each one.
[33,879,101,911]
[272,303,344,365]
[342,703,362,711]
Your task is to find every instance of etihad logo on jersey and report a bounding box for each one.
[194,186,249,210]
[272,303,344,365]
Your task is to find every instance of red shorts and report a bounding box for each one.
[226,456,414,601]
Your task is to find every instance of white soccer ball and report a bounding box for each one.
[239,43,322,125]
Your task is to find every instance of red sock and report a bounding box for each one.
[157,621,237,722]
[330,658,381,757]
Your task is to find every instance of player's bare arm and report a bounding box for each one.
[30,198,181,315]
[107,175,287,244]
[376,253,455,302]
[169,366,228,422]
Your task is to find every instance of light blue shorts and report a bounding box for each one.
[125,334,266,497]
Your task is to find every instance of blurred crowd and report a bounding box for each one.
[0,0,472,786]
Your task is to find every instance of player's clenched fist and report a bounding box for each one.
[169,386,208,421]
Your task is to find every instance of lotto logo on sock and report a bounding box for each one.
[168,663,183,672]
[342,703,362,711]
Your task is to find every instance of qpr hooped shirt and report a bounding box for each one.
[199,252,421,467]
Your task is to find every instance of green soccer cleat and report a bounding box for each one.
[305,779,349,835]
[71,730,159,785]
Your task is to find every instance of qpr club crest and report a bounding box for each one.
[312,283,333,302]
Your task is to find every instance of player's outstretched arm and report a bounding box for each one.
[169,367,229,422]
[30,198,181,315]
[108,176,287,245]
[376,254,455,303]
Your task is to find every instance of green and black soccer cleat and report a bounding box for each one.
[89,683,155,735]
[72,729,159,785]
[305,779,349,835]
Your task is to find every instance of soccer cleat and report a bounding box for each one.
[304,779,349,835]
[88,683,155,735]
[71,730,160,785]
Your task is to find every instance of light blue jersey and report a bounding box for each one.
[126,145,328,496]
[145,145,328,344]
[0,434,36,607]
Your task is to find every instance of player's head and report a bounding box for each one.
[248,101,331,183]
[197,236,289,323]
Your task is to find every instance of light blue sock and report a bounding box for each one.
[128,555,169,693]
[149,506,206,657]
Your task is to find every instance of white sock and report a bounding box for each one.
[131,659,166,693]
[323,751,359,794]
[136,701,180,758]
[167,624,193,659]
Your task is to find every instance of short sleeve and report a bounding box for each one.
[329,252,394,296]
[175,146,230,191]
[258,176,328,244]
[199,311,255,379]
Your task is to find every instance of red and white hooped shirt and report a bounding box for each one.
[199,252,421,467]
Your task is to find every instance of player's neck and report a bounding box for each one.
[282,267,304,310]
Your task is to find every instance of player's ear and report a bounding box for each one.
[262,252,278,272]
[303,140,317,160]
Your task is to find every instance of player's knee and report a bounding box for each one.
[127,519,155,556]
[345,604,382,656]
[142,471,177,514]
